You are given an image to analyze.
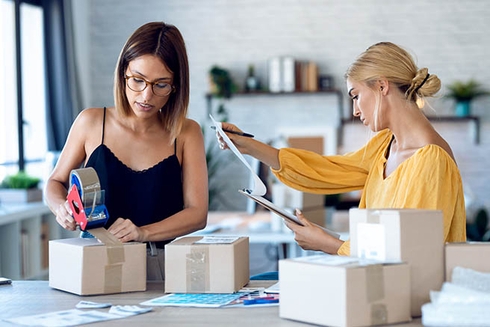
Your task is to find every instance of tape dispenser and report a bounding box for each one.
[66,167,109,231]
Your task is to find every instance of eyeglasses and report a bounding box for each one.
[125,75,174,97]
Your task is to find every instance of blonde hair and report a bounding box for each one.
[113,22,190,143]
[345,42,441,102]
[345,42,441,131]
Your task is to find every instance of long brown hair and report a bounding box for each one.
[114,22,190,142]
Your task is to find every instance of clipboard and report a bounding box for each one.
[238,189,304,226]
[210,114,340,239]
[239,189,340,239]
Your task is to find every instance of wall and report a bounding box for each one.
[72,0,490,212]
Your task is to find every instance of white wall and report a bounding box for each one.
[71,0,490,212]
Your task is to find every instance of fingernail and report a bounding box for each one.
[295,208,302,215]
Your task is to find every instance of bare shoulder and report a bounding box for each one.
[70,107,108,150]
[180,118,204,137]
[73,107,106,129]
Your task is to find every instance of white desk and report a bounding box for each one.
[0,281,423,327]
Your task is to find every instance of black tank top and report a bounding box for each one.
[85,107,184,248]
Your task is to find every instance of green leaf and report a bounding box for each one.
[1,171,40,189]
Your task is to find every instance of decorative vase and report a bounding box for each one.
[455,100,470,117]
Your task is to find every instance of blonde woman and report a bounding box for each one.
[217,42,466,255]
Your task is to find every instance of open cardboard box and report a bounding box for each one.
[49,228,146,295]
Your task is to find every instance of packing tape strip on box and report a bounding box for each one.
[365,263,388,325]
[186,246,211,292]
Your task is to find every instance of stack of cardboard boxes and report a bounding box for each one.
[280,208,445,326]
[279,208,490,326]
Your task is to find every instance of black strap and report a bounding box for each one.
[101,107,106,144]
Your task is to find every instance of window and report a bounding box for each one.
[0,0,47,184]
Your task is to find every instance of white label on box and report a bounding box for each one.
[194,236,240,244]
[357,223,386,261]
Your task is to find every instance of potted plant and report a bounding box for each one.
[445,79,489,117]
[0,171,42,203]
[208,65,238,121]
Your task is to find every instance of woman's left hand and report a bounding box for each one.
[284,209,343,254]
[107,218,144,243]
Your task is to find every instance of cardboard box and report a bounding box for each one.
[49,237,146,295]
[349,208,444,317]
[279,255,411,327]
[165,236,249,293]
[445,242,490,281]
[287,136,324,155]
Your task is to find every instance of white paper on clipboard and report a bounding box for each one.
[209,114,266,196]
[210,114,340,239]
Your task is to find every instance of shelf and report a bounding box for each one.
[0,202,78,280]
[206,89,345,122]
[206,91,479,145]
[340,115,480,145]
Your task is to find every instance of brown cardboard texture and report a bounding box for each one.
[302,207,326,227]
[279,255,411,327]
[445,242,490,281]
[165,236,249,293]
[349,209,444,317]
[49,235,146,295]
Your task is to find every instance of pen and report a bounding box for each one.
[210,125,254,138]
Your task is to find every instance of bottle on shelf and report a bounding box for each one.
[245,64,259,92]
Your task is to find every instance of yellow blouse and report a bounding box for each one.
[272,129,467,255]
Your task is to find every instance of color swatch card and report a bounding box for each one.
[140,293,249,308]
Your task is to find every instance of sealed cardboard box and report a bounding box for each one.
[445,242,490,281]
[279,255,411,327]
[349,208,444,317]
[165,236,249,293]
[49,236,146,295]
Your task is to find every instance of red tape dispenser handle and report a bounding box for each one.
[67,168,109,231]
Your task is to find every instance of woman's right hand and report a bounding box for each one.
[55,200,77,231]
[215,122,250,154]
[215,121,281,169]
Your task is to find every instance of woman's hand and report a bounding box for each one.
[215,122,250,154]
[55,200,77,231]
[108,218,146,243]
[284,209,343,254]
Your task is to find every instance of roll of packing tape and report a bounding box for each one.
[70,167,101,200]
